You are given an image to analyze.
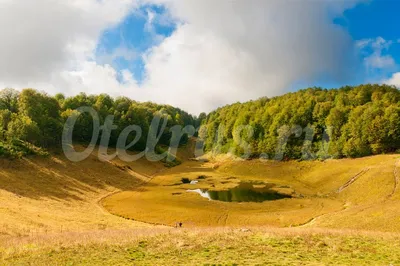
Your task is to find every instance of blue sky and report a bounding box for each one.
[344,0,400,41]
[296,0,400,91]
[343,0,400,80]
[95,5,176,84]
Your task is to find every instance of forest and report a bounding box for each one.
[0,88,196,158]
[1,84,400,160]
[200,84,400,159]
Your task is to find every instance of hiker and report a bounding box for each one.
[175,222,183,228]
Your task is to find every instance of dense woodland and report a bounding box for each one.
[1,84,400,160]
[0,88,196,158]
[201,84,400,159]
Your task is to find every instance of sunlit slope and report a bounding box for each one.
[219,154,400,231]
[217,155,398,196]
[0,148,165,236]
[1,147,399,235]
[104,154,400,231]
[300,157,400,231]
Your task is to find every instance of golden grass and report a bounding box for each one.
[103,154,400,231]
[2,145,400,264]
[2,227,400,265]
[0,147,167,237]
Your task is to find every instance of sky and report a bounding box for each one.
[0,0,400,114]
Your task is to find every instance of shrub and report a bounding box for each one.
[0,139,48,158]
[181,178,191,184]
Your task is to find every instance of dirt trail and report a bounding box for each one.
[298,159,400,228]
[297,167,370,227]
[388,159,400,199]
[337,168,370,193]
[295,204,347,228]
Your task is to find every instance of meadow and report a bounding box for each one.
[103,154,400,231]
[3,228,400,265]
[1,148,400,265]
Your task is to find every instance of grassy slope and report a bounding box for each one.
[0,148,166,236]
[104,154,400,231]
[1,148,400,265]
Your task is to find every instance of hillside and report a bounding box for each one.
[3,85,400,162]
[103,154,400,231]
[0,88,196,159]
[2,85,400,265]
[1,152,400,265]
[0,148,167,236]
[200,84,400,159]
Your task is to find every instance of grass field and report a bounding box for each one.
[1,148,400,265]
[0,148,166,236]
[2,228,400,265]
[103,154,400,231]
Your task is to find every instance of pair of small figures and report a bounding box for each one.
[175,222,183,228]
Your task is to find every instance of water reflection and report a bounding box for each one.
[188,189,212,200]
[188,182,291,202]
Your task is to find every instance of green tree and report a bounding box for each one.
[7,114,41,144]
[18,89,62,146]
[0,109,11,139]
[0,88,19,113]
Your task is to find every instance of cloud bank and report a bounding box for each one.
[0,0,364,114]
[384,72,400,87]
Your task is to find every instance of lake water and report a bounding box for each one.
[188,182,291,202]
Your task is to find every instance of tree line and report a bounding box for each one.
[2,84,400,160]
[0,88,196,157]
[200,84,400,159]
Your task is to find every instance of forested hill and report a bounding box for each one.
[200,84,400,159]
[0,88,196,157]
[2,85,400,160]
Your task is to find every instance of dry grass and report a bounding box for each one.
[104,154,400,230]
[0,147,166,237]
[1,146,400,264]
[1,227,400,265]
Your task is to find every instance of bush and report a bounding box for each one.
[0,139,48,158]
[181,178,191,184]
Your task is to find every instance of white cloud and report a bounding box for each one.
[143,8,165,44]
[137,0,361,113]
[0,0,138,84]
[0,0,364,114]
[383,72,400,87]
[366,55,395,70]
[357,37,396,71]
[96,46,138,66]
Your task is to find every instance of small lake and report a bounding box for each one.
[188,182,292,202]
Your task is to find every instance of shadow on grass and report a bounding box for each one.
[0,150,160,201]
